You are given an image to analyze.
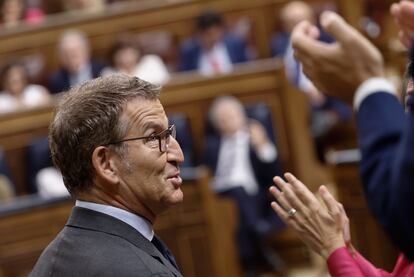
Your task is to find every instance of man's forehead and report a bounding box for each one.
[123,98,167,126]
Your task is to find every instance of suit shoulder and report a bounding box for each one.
[31,227,170,277]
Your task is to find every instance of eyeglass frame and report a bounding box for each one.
[105,124,176,153]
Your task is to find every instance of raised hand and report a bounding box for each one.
[269,173,346,259]
[291,11,384,105]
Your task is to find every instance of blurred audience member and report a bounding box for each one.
[0,148,14,201]
[204,96,285,275]
[36,167,68,198]
[49,29,105,93]
[0,174,13,201]
[271,1,317,58]
[271,1,351,162]
[179,10,249,75]
[102,37,170,85]
[62,0,106,13]
[0,62,50,113]
[0,0,44,28]
[270,173,414,276]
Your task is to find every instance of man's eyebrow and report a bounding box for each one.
[141,121,165,132]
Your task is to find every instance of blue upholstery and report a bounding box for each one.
[26,137,53,193]
[168,114,194,168]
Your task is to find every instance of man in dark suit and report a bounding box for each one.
[291,7,414,260]
[30,74,184,276]
[179,10,249,75]
[48,29,105,94]
[203,96,285,275]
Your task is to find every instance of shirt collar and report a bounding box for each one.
[75,200,154,241]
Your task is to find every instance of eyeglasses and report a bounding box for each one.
[106,125,176,153]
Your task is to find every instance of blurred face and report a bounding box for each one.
[200,26,223,50]
[3,65,26,96]
[60,36,89,73]
[2,0,23,25]
[114,47,140,74]
[214,100,246,136]
[281,2,315,33]
[114,98,184,219]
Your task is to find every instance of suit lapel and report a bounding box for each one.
[66,207,182,277]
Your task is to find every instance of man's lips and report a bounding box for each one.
[167,172,182,188]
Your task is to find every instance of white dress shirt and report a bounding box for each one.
[199,42,233,76]
[212,129,277,195]
[69,63,93,87]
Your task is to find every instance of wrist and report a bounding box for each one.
[321,239,346,259]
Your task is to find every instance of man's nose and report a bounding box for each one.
[167,137,185,165]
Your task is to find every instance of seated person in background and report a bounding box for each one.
[49,29,105,94]
[0,174,13,201]
[102,36,170,85]
[0,0,44,29]
[179,10,249,75]
[270,173,414,276]
[271,1,334,58]
[0,148,14,201]
[203,96,285,275]
[0,62,50,113]
[272,1,351,162]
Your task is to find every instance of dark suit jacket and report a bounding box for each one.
[357,91,414,260]
[30,207,182,277]
[178,33,248,72]
[48,61,105,94]
[203,135,281,189]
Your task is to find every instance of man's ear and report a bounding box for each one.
[92,146,120,185]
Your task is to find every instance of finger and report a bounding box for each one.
[318,185,340,217]
[397,1,414,30]
[320,11,367,49]
[270,200,302,229]
[291,21,333,59]
[269,180,293,212]
[390,2,400,18]
[274,176,308,215]
[284,173,318,205]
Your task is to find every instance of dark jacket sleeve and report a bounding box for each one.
[357,92,414,260]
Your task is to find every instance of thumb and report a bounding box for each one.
[320,11,360,47]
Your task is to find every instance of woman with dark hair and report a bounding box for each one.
[0,0,44,28]
[102,37,170,85]
[0,63,50,113]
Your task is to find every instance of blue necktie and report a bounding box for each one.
[151,235,179,270]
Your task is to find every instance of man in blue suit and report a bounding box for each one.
[178,10,249,75]
[291,5,414,260]
[49,30,104,94]
[203,96,285,275]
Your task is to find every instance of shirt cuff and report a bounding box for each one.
[256,143,277,162]
[353,77,397,111]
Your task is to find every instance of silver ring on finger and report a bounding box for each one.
[287,208,297,218]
